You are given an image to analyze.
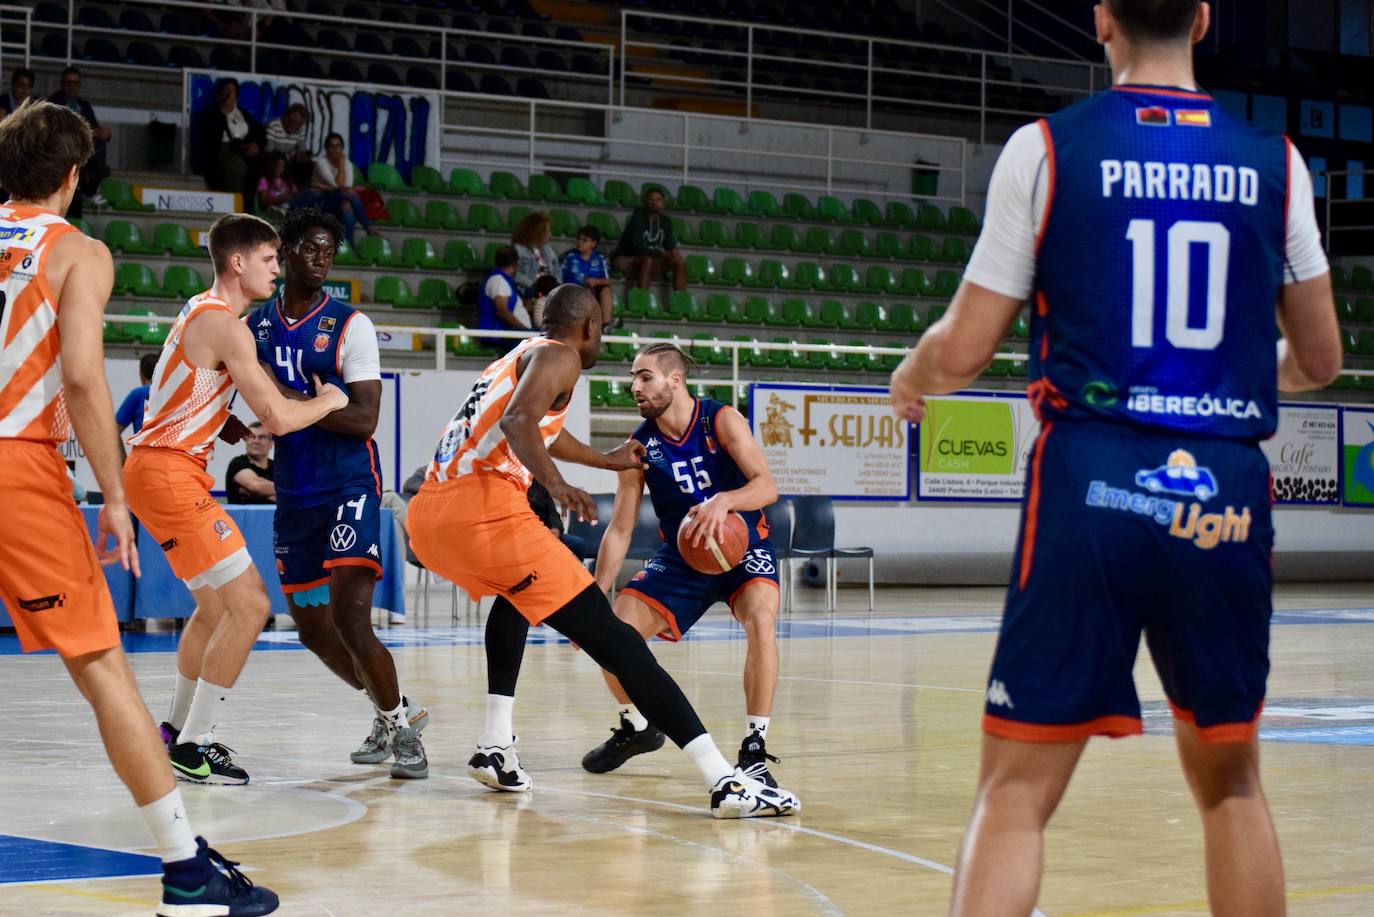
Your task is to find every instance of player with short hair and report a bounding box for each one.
[888,2,1343,913]
[245,207,429,778]
[571,342,785,783]
[127,212,347,786]
[0,99,279,915]
[407,284,799,817]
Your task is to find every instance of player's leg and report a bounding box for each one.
[161,586,226,745]
[730,576,781,785]
[467,597,533,791]
[665,249,687,291]
[948,736,1085,917]
[290,600,365,690]
[581,590,670,774]
[595,283,613,326]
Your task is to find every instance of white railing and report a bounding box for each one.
[0,4,31,72]
[618,9,1106,143]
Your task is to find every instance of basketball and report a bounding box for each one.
[677,510,750,574]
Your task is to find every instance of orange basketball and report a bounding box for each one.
[677,511,750,575]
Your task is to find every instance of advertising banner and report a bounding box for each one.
[914,393,1040,501]
[750,384,910,500]
[1261,404,1341,504]
[1343,407,1374,507]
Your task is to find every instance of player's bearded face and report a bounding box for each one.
[631,370,673,419]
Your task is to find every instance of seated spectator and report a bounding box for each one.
[48,67,111,219]
[0,67,34,119]
[265,102,313,188]
[294,132,376,246]
[561,225,613,326]
[510,211,561,300]
[225,422,276,504]
[611,187,685,293]
[257,151,296,217]
[190,77,265,212]
[116,353,160,435]
[478,246,531,353]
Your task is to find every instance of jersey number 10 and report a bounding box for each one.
[1126,219,1230,351]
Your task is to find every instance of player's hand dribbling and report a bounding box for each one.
[95,502,141,577]
[218,415,251,444]
[602,439,646,471]
[312,374,350,411]
[547,479,597,524]
[889,370,927,424]
[681,495,730,549]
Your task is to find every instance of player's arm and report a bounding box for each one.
[232,468,276,499]
[548,428,645,471]
[1277,275,1342,390]
[200,313,348,435]
[52,235,138,573]
[594,467,644,592]
[680,406,777,548]
[491,292,528,329]
[500,344,598,521]
[259,361,309,400]
[312,314,382,439]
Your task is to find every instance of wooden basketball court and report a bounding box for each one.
[2,583,1372,916]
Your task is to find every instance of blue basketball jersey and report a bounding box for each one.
[633,399,767,555]
[248,294,380,508]
[1030,86,1290,440]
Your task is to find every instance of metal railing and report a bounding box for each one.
[1320,168,1374,252]
[0,4,31,72]
[924,0,1097,61]
[618,9,1106,143]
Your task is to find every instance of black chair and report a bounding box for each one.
[791,495,874,611]
[480,74,513,97]
[127,41,167,68]
[446,71,477,93]
[407,66,441,90]
[168,45,207,69]
[367,63,402,85]
[83,38,123,64]
[626,499,664,562]
[516,77,549,100]
[356,33,389,56]
[329,60,365,83]
[564,493,617,566]
[762,499,793,611]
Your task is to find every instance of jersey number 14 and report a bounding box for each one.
[1126,219,1229,351]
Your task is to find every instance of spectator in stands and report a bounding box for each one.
[612,187,685,293]
[190,77,265,212]
[48,67,111,219]
[298,132,376,246]
[0,67,34,119]
[115,353,160,435]
[257,152,296,217]
[528,274,560,329]
[225,422,276,504]
[510,211,561,299]
[265,102,313,188]
[478,246,531,353]
[561,225,614,325]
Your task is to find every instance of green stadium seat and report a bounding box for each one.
[875,232,905,260]
[124,307,169,345]
[982,359,1010,378]
[152,223,201,257]
[671,217,697,247]
[441,239,479,271]
[69,216,94,237]
[601,180,637,207]
[589,379,610,407]
[332,239,363,267]
[747,190,783,218]
[677,184,716,213]
[1010,314,1031,339]
[817,195,854,223]
[880,344,907,371]
[851,198,886,226]
[782,193,818,221]
[734,296,772,325]
[566,177,606,205]
[1355,298,1374,323]
[1330,265,1350,291]
[708,187,743,215]
[376,197,425,228]
[916,203,947,231]
[604,339,636,362]
[401,237,443,269]
[781,261,825,291]
[104,220,159,255]
[770,298,809,328]
[103,319,135,344]
[803,338,838,370]
[705,293,738,323]
[423,200,462,231]
[409,165,450,195]
[864,266,899,295]
[99,178,153,212]
[836,228,871,257]
[624,288,657,319]
[357,234,404,267]
[765,337,794,368]
[1360,330,1374,355]
[824,263,862,293]
[848,301,880,331]
[712,256,753,286]
[465,203,505,233]
[1336,297,1356,322]
[886,201,918,228]
[448,168,494,197]
[374,275,417,307]
[746,259,789,289]
[506,205,535,230]
[489,171,529,200]
[161,265,206,299]
[1352,266,1373,291]
[932,270,961,297]
[415,278,452,308]
[691,333,728,366]
[843,339,874,371]
[768,224,802,251]
[938,237,972,264]
[684,254,716,284]
[548,208,580,238]
[898,267,931,297]
[1340,329,1357,354]
[949,206,980,234]
[908,234,937,262]
[528,174,565,203]
[666,291,699,321]
[732,335,761,367]
[367,161,409,193]
[806,300,846,329]
[697,219,729,248]
[878,302,917,333]
[927,303,948,325]
[799,227,834,254]
[723,221,764,250]
[606,380,636,409]
[481,242,505,267]
[586,211,620,239]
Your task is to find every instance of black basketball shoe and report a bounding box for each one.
[169,741,250,785]
[736,731,780,788]
[581,715,666,774]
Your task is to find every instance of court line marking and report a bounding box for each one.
[539,657,987,694]
[1056,881,1374,916]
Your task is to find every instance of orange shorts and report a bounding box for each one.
[0,441,120,658]
[125,447,246,582]
[407,474,593,625]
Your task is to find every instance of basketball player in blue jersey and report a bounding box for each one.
[889,3,1342,913]
[245,208,429,778]
[578,342,786,783]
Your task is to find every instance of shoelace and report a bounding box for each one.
[394,731,424,762]
[364,716,388,746]
[205,846,256,895]
[199,743,237,767]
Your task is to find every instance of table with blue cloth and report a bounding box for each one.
[0,506,405,628]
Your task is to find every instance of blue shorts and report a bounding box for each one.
[620,541,780,641]
[273,490,383,602]
[987,420,1274,744]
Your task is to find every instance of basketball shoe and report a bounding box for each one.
[159,722,177,749]
[157,836,278,916]
[169,741,249,785]
[710,769,800,819]
[581,714,666,773]
[350,696,430,764]
[467,740,531,792]
[389,725,428,779]
[736,730,780,788]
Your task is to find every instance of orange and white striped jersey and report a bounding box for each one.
[0,205,81,444]
[427,336,571,489]
[126,293,235,462]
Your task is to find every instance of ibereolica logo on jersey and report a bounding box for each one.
[1085,449,1252,550]
[1125,388,1261,421]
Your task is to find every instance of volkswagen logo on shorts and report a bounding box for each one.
[743,548,775,575]
[330,524,357,552]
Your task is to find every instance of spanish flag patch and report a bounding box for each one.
[1176,109,1212,127]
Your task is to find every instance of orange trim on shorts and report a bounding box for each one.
[280,576,330,594]
[619,586,682,642]
[1168,700,1264,744]
[1034,119,1055,255]
[366,440,382,496]
[1017,422,1053,591]
[727,577,779,622]
[983,713,1142,743]
[324,556,383,578]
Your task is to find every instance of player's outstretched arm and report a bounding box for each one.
[205,313,348,435]
[52,235,139,574]
[593,467,644,592]
[1277,273,1343,391]
[549,428,645,471]
[680,406,777,548]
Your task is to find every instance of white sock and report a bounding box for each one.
[621,704,648,732]
[139,788,198,863]
[179,679,231,747]
[480,694,514,747]
[380,700,409,736]
[747,715,770,739]
[168,672,196,732]
[684,734,734,788]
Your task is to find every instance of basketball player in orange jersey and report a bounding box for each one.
[0,100,278,915]
[408,284,798,817]
[125,213,347,785]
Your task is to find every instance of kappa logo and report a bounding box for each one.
[195,497,217,513]
[257,317,272,327]
[18,593,65,612]
[743,547,775,576]
[160,537,179,551]
[367,543,379,557]
[986,680,1014,709]
[509,571,539,594]
[213,520,233,542]
[330,524,357,551]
